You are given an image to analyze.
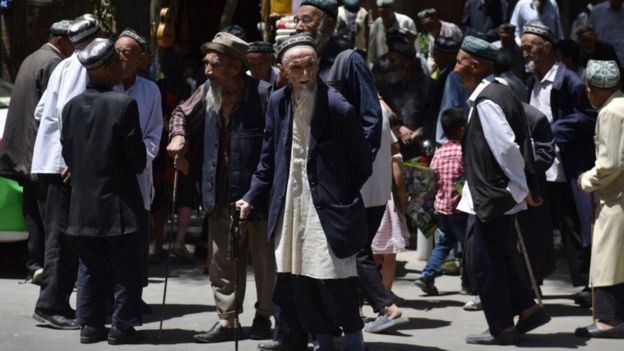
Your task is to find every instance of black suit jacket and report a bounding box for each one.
[243,79,372,258]
[61,82,146,236]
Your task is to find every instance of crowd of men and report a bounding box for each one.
[0,0,623,348]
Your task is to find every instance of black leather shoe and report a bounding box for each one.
[33,310,80,330]
[466,328,520,345]
[258,339,292,351]
[108,326,140,345]
[516,307,551,334]
[575,323,624,338]
[80,325,108,344]
[194,322,241,343]
[249,315,272,340]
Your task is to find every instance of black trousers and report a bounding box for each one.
[34,174,78,315]
[357,205,393,313]
[75,233,142,328]
[467,214,535,334]
[23,176,45,271]
[548,182,590,287]
[595,283,624,321]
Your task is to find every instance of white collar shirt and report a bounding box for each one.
[31,52,88,174]
[113,76,163,210]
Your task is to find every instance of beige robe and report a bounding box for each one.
[581,90,624,288]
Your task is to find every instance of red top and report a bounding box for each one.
[429,140,464,214]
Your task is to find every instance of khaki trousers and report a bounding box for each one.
[209,205,275,320]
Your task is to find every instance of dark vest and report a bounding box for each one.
[462,81,533,222]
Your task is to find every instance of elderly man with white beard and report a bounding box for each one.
[166,32,275,343]
[237,34,373,351]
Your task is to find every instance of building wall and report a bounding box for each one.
[2,0,92,81]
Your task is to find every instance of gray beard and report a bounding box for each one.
[525,60,536,74]
[205,84,222,112]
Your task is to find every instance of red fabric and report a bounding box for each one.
[429,140,463,214]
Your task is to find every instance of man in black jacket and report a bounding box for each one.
[61,38,146,345]
[455,35,549,345]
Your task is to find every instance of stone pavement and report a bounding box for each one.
[0,247,621,351]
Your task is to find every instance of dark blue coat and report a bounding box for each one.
[527,65,597,246]
[243,79,372,258]
[201,77,270,218]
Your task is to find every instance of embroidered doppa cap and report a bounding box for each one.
[275,32,318,63]
[434,36,460,54]
[68,16,100,44]
[200,31,249,67]
[50,20,74,37]
[522,22,555,43]
[300,0,338,18]
[498,23,516,34]
[247,41,274,54]
[376,0,395,7]
[119,28,148,51]
[461,35,500,62]
[417,8,437,19]
[586,60,620,89]
[77,38,115,69]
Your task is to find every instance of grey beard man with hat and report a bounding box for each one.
[237,32,373,351]
[166,31,275,343]
[61,37,147,345]
[0,19,74,283]
[454,35,550,345]
[29,14,102,331]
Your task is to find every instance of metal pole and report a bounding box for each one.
[514,218,543,307]
[158,167,179,340]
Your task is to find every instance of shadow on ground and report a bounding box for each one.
[143,303,216,323]
[518,332,590,349]
[362,342,449,351]
[399,298,465,310]
[544,303,592,318]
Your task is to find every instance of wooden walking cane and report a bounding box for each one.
[229,203,242,351]
[158,166,179,340]
[514,219,543,307]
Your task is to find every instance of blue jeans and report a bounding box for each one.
[421,213,467,282]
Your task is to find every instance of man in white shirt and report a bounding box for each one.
[521,23,596,307]
[30,14,101,330]
[113,28,163,306]
[455,35,549,345]
[588,0,624,65]
[417,8,463,73]
[510,0,563,44]
[367,0,416,65]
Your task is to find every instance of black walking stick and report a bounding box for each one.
[514,218,543,307]
[229,203,242,351]
[158,167,179,340]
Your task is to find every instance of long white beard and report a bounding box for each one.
[205,84,223,112]
[293,87,316,124]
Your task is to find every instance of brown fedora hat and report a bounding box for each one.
[200,31,249,67]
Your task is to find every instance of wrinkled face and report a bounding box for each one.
[203,52,239,87]
[578,31,596,53]
[377,6,394,25]
[520,33,549,72]
[282,47,319,92]
[294,5,324,35]
[453,50,477,91]
[247,52,274,81]
[115,36,145,80]
[420,16,439,35]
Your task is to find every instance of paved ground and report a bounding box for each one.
[0,243,621,351]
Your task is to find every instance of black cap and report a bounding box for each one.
[275,32,318,63]
[77,38,115,69]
